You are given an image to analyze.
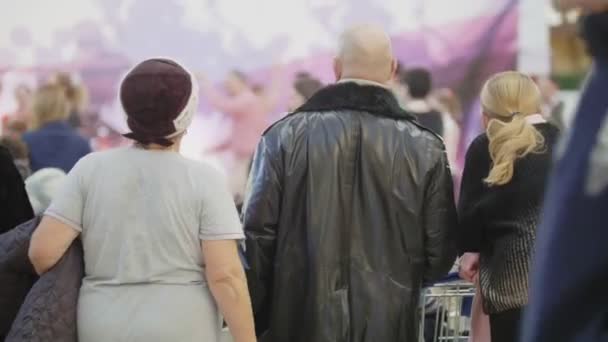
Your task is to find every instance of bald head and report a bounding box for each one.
[335,25,396,84]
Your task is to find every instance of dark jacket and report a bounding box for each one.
[0,146,33,235]
[458,123,560,313]
[242,82,457,342]
[522,12,608,342]
[0,217,83,342]
[0,146,34,340]
[22,121,91,173]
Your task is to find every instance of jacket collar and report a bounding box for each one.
[295,81,415,120]
[337,78,390,89]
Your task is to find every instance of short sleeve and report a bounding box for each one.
[199,168,244,241]
[45,158,90,232]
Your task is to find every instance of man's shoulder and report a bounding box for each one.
[262,111,308,137]
[400,118,446,151]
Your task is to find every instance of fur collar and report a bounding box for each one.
[295,82,415,120]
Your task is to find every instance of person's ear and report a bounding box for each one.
[481,112,490,129]
[389,59,397,80]
[333,58,342,81]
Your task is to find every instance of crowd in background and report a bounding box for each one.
[0,7,603,340]
[0,59,569,211]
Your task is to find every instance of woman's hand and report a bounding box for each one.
[203,240,256,342]
[459,252,480,282]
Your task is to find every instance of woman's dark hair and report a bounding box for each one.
[294,73,323,100]
[121,58,193,147]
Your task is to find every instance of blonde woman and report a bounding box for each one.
[457,71,560,342]
[22,85,91,173]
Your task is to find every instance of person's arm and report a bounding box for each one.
[197,167,255,341]
[422,140,458,283]
[204,240,255,342]
[457,137,489,254]
[29,155,88,273]
[28,216,79,274]
[241,131,282,336]
[0,147,33,234]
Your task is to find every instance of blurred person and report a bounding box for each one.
[199,68,281,197]
[27,58,255,342]
[242,24,457,342]
[287,72,324,111]
[22,85,91,173]
[2,85,33,135]
[434,88,464,126]
[432,88,463,173]
[402,68,444,136]
[25,168,66,215]
[1,118,28,139]
[522,7,608,342]
[458,71,560,342]
[0,144,34,340]
[11,84,33,123]
[50,72,89,128]
[0,135,31,179]
[536,76,566,130]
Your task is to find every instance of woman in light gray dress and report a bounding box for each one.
[28,58,256,342]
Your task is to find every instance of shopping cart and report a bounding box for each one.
[419,273,475,342]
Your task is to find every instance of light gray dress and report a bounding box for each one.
[45,147,244,342]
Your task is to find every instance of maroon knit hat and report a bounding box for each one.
[120,58,197,146]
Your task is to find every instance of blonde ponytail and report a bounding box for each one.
[484,115,544,186]
[480,71,545,186]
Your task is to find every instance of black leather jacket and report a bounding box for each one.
[242,82,457,342]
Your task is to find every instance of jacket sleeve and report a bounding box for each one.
[457,136,489,253]
[422,144,458,283]
[241,131,283,336]
[0,147,33,234]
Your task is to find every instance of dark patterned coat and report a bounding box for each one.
[0,217,83,342]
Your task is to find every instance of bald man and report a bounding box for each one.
[242,25,457,342]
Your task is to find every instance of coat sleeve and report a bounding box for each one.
[0,147,33,234]
[457,136,490,253]
[422,143,458,283]
[241,131,283,336]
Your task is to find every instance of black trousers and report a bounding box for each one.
[490,308,523,342]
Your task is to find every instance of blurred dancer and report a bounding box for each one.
[287,72,323,111]
[200,68,281,197]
